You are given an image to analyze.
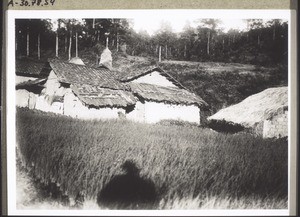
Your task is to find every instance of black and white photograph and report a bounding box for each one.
[5,9,293,215]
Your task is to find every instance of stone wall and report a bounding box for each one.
[263,110,288,138]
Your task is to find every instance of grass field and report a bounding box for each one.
[16,108,288,209]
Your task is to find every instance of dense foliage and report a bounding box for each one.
[16,108,288,209]
[15,18,288,65]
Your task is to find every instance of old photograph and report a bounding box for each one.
[7,9,291,215]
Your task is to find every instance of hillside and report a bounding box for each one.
[106,52,288,115]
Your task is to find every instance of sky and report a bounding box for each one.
[132,18,249,35]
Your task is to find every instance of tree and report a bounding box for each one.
[179,21,197,59]
[196,19,221,56]
[247,19,264,46]
[154,20,176,60]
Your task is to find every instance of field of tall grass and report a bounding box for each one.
[16,108,288,209]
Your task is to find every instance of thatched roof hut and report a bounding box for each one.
[208,87,288,137]
[208,87,287,127]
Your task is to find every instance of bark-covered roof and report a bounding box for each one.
[130,82,208,108]
[16,58,51,77]
[49,59,129,91]
[71,83,136,108]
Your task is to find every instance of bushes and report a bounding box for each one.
[16,108,288,208]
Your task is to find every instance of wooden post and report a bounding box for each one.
[38,33,40,60]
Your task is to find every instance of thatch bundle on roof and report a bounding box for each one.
[208,87,288,134]
[99,48,112,70]
[69,57,85,65]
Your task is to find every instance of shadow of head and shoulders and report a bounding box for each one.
[97,160,158,209]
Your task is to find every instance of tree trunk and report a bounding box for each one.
[92,18,95,29]
[64,35,67,53]
[16,33,18,51]
[184,44,187,58]
[273,24,276,41]
[75,31,78,57]
[68,29,72,60]
[257,35,260,46]
[116,33,119,52]
[207,31,210,55]
[37,33,40,60]
[158,45,162,62]
[165,44,168,59]
[97,31,100,42]
[106,36,109,48]
[55,32,58,57]
[222,38,225,50]
[26,27,30,57]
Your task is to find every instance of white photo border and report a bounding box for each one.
[6,9,294,216]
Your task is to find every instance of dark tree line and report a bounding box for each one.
[15,18,288,65]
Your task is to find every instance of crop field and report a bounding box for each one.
[16,108,288,209]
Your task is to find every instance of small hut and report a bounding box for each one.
[15,58,51,108]
[208,87,288,138]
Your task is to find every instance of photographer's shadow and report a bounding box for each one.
[97,160,158,209]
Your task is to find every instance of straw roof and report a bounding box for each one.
[16,58,51,77]
[208,87,288,128]
[49,59,129,91]
[69,57,85,65]
[130,82,208,107]
[71,83,136,108]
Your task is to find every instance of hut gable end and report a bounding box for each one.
[118,66,185,89]
[131,70,177,88]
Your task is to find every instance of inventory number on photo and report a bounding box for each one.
[8,0,56,7]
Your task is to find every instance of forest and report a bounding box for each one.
[15,18,288,66]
